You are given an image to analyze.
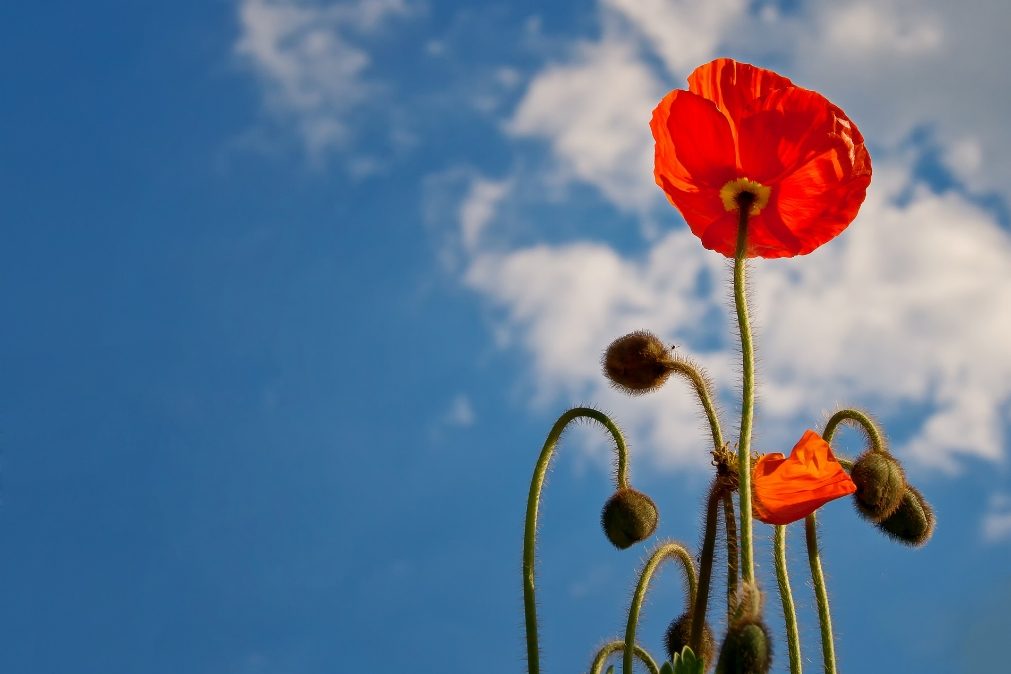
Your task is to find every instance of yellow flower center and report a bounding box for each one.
[720,178,771,215]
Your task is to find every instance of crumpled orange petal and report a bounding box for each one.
[752,430,856,525]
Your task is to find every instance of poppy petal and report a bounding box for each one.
[752,430,856,525]
[653,89,737,187]
[687,58,794,127]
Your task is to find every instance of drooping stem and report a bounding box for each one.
[723,493,739,624]
[589,641,660,674]
[823,408,887,454]
[523,407,630,674]
[806,513,837,674]
[624,541,698,674]
[774,525,803,674]
[733,202,757,583]
[669,359,724,451]
[690,478,725,656]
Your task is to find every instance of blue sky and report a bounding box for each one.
[3,1,1011,672]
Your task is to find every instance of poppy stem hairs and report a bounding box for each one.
[518,58,935,674]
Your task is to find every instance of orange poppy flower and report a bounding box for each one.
[752,430,856,525]
[650,58,871,258]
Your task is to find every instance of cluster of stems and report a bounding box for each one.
[521,206,916,674]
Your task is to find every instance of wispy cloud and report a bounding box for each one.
[982,494,1011,543]
[455,0,1011,473]
[234,0,413,160]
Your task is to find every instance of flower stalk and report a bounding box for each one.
[733,200,757,584]
[775,524,803,674]
[523,408,630,674]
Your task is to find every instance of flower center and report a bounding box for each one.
[720,178,771,215]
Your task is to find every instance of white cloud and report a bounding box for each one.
[235,0,411,159]
[507,36,664,212]
[457,0,1011,474]
[444,394,476,427]
[459,177,512,252]
[982,494,1011,543]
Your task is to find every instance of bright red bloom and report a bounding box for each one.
[752,430,856,525]
[651,58,871,258]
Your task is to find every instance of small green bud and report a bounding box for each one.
[876,484,935,547]
[665,612,715,670]
[851,451,906,522]
[715,621,772,674]
[603,331,675,395]
[601,487,658,549]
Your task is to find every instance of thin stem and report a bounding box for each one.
[823,408,887,454]
[806,513,837,674]
[774,525,803,674]
[723,493,739,624]
[523,407,630,674]
[690,479,724,657]
[669,359,724,451]
[590,641,660,674]
[733,203,756,583]
[624,541,698,674]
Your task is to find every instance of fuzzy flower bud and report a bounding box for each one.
[665,612,715,670]
[601,488,659,549]
[876,485,935,547]
[602,331,676,395]
[850,451,906,522]
[715,621,772,674]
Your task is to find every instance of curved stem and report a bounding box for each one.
[805,513,837,674]
[774,525,803,674]
[822,408,886,454]
[523,407,630,674]
[624,541,698,674]
[669,359,724,451]
[723,493,739,624]
[733,205,756,583]
[590,641,661,674]
[690,479,725,657]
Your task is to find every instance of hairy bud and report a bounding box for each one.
[665,612,715,670]
[601,488,658,549]
[876,485,935,547]
[603,331,675,395]
[850,451,906,522]
[715,621,772,674]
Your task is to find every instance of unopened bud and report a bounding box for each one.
[850,451,906,522]
[876,485,935,547]
[715,621,772,674]
[665,612,715,670]
[601,488,658,549]
[602,331,675,395]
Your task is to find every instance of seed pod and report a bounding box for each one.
[602,331,675,395]
[715,620,772,674]
[850,451,906,522]
[665,612,715,670]
[601,488,658,549]
[876,484,935,547]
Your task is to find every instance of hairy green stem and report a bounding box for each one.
[523,407,629,674]
[805,513,837,674]
[590,641,660,674]
[723,493,739,624]
[624,542,698,674]
[774,525,803,674]
[690,479,724,657]
[823,408,887,454]
[669,360,724,451]
[733,203,756,583]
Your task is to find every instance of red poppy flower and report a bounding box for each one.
[752,430,856,525]
[651,58,871,258]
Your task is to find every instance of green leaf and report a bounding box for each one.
[605,666,614,674]
[659,662,675,674]
[671,646,704,674]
